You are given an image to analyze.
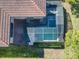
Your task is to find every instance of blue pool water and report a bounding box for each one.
[35,34,58,41]
[34,28,58,41]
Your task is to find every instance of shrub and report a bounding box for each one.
[64,30,79,59]
[65,0,77,4]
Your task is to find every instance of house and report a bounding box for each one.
[0,0,64,47]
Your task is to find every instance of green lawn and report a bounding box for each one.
[0,42,64,57]
[0,45,39,57]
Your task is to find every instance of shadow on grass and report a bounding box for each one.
[63,8,68,38]
[63,7,73,39]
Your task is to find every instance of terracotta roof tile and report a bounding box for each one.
[0,0,46,47]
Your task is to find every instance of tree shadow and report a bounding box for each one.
[63,8,73,38]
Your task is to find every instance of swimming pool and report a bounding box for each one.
[27,27,59,41]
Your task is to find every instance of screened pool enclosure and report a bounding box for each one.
[10,1,64,44]
[26,3,64,42]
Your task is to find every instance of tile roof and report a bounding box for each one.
[0,0,46,47]
[0,0,46,16]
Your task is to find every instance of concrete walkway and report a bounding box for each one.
[44,49,64,59]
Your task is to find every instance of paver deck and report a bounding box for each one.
[44,49,64,59]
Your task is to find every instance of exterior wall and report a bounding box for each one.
[0,0,46,47]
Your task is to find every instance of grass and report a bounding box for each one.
[34,42,64,49]
[0,42,64,57]
[0,45,39,58]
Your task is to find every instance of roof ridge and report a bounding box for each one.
[31,0,45,16]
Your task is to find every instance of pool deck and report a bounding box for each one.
[44,49,64,59]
